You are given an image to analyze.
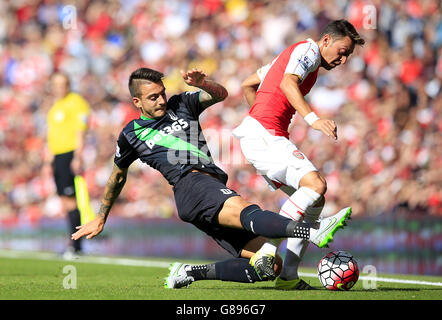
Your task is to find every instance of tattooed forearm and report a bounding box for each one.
[97,203,112,220]
[198,80,228,107]
[98,165,128,221]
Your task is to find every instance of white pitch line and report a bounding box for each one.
[299,272,442,287]
[0,249,171,268]
[1,250,441,287]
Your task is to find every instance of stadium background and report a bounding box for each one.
[0,0,440,276]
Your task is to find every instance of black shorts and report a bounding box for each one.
[173,171,258,257]
[52,151,76,197]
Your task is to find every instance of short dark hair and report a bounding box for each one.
[128,67,164,98]
[320,19,365,46]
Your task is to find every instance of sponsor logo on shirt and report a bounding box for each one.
[133,119,211,162]
[138,119,189,149]
[298,55,314,71]
[220,188,233,195]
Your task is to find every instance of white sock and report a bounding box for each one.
[256,189,321,260]
[258,239,282,256]
[280,198,324,280]
[279,187,321,220]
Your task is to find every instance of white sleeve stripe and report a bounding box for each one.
[286,42,312,77]
[285,42,318,82]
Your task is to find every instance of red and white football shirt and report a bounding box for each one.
[249,38,321,138]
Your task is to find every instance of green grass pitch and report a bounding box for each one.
[0,251,440,300]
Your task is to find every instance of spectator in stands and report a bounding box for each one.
[0,0,440,228]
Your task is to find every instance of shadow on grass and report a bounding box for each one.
[190,281,442,293]
[375,287,442,292]
[192,286,439,293]
[346,288,421,292]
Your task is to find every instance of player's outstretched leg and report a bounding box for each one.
[164,262,195,289]
[309,207,352,248]
[247,207,351,279]
[164,258,270,289]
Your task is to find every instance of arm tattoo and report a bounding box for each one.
[97,166,128,220]
[198,80,228,108]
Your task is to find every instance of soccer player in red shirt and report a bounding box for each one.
[233,20,365,289]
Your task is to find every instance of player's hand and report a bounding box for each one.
[181,68,207,87]
[71,216,105,240]
[311,119,338,140]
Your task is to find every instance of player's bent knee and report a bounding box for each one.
[311,174,327,195]
[316,179,327,195]
[300,172,327,195]
[217,196,252,228]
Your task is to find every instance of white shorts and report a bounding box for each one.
[232,116,317,191]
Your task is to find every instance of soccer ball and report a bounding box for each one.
[318,250,359,291]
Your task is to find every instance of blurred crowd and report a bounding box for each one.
[0,0,441,226]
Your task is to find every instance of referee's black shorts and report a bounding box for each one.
[52,151,76,197]
[173,171,258,257]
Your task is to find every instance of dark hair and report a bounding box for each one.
[320,19,365,46]
[128,67,164,97]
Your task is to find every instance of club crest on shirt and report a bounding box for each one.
[293,150,305,160]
